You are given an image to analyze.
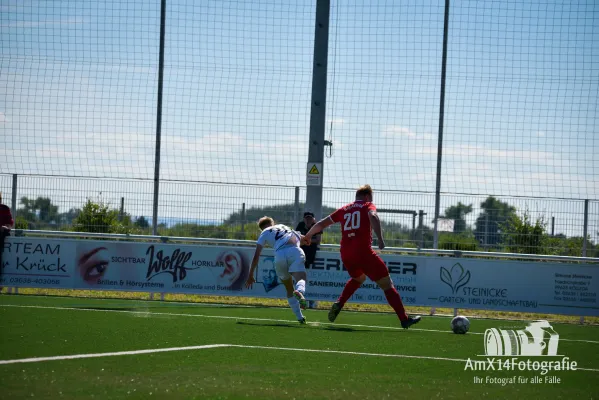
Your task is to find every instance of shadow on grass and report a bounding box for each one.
[236,320,375,333]
[323,325,366,332]
[236,321,304,329]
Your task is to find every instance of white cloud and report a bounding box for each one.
[440,144,568,167]
[0,18,86,29]
[382,125,417,138]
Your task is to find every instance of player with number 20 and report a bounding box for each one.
[302,184,421,329]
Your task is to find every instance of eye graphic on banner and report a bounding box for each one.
[76,246,109,284]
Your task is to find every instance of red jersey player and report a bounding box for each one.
[302,185,421,329]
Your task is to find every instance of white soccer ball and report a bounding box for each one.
[451,315,470,334]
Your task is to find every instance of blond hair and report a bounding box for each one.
[355,184,373,199]
[258,216,274,230]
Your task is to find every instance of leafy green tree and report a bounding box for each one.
[58,208,81,226]
[35,197,59,223]
[501,210,546,254]
[134,216,150,229]
[474,196,517,247]
[14,215,29,230]
[544,235,597,257]
[72,199,137,234]
[438,232,479,251]
[18,196,60,228]
[18,197,38,222]
[442,202,473,233]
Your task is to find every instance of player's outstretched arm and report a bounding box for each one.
[245,244,263,288]
[369,210,385,250]
[303,216,334,245]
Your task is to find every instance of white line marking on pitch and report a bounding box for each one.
[0,344,229,365]
[0,343,597,372]
[0,344,463,366]
[2,304,598,344]
[230,344,466,362]
[230,345,599,372]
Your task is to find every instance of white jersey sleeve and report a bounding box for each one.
[256,224,301,251]
[256,229,271,247]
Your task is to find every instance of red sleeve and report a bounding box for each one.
[329,207,345,224]
[368,203,377,212]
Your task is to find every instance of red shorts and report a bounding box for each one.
[340,248,389,282]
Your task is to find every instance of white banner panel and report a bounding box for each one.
[2,237,598,316]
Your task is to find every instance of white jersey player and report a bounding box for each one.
[256,223,302,251]
[245,216,308,323]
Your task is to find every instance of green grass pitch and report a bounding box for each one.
[1,295,598,399]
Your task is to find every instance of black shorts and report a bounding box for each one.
[301,244,318,267]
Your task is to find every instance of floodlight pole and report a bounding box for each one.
[11,174,17,216]
[433,0,450,249]
[305,0,330,220]
[582,199,589,257]
[152,0,167,235]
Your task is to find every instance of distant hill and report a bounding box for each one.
[224,203,337,227]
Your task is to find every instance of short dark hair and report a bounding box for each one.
[303,212,314,218]
[356,184,373,199]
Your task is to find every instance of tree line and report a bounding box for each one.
[13,195,597,257]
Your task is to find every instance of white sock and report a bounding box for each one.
[287,296,304,320]
[295,279,306,295]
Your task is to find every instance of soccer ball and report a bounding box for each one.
[451,316,470,334]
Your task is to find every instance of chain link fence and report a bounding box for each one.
[1,174,596,257]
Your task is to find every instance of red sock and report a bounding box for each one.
[337,278,362,307]
[384,287,408,321]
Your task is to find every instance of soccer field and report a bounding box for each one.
[1,295,598,399]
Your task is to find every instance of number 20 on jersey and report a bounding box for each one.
[343,211,361,231]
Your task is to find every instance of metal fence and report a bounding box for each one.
[1,173,596,257]
[2,1,597,259]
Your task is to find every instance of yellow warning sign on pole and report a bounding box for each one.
[306,163,322,186]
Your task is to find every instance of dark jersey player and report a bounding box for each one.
[302,184,421,329]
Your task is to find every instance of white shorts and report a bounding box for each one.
[274,245,306,281]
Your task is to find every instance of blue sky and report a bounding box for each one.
[0,0,598,231]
